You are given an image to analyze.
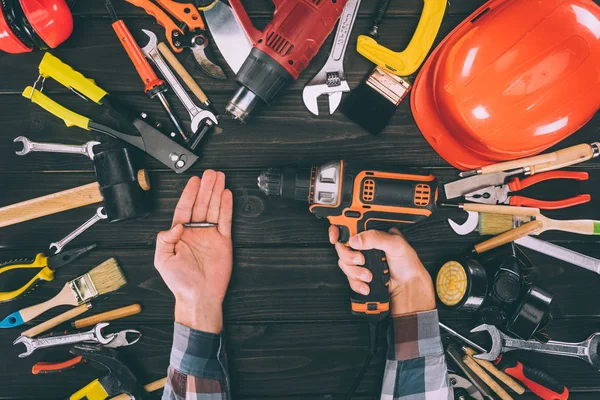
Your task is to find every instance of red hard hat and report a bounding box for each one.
[411,0,600,171]
[0,0,72,54]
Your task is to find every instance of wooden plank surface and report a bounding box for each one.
[1,0,600,398]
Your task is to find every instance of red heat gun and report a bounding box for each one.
[226,0,349,121]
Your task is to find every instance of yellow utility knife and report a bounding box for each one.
[0,244,95,303]
[357,0,447,76]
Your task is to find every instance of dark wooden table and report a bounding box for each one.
[1,1,600,399]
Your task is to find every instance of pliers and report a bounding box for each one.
[464,171,591,210]
[0,245,95,303]
[125,0,225,79]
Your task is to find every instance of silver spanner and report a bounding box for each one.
[471,324,600,370]
[302,0,361,115]
[50,207,107,254]
[14,136,100,160]
[13,322,114,358]
[141,30,218,135]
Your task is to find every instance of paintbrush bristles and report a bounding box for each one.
[478,213,515,236]
[87,258,126,295]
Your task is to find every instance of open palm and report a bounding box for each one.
[154,171,233,333]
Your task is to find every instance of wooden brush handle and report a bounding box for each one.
[73,304,141,329]
[111,377,166,399]
[463,355,514,400]
[0,182,102,228]
[546,218,600,235]
[158,42,209,104]
[463,347,525,395]
[480,153,557,175]
[22,304,91,337]
[531,143,599,174]
[19,285,78,323]
[475,220,544,254]
[463,203,540,216]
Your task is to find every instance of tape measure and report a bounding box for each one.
[435,258,488,311]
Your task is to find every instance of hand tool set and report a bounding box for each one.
[5,0,600,397]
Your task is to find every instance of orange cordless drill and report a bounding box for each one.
[258,161,438,321]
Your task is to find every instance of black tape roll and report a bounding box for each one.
[507,285,554,340]
[435,258,488,311]
[94,148,151,223]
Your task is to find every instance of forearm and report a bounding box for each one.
[380,310,453,399]
[163,322,230,400]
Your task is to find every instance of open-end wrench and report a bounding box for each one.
[50,207,107,254]
[14,136,100,160]
[471,324,600,370]
[141,29,218,137]
[302,0,361,115]
[13,322,114,358]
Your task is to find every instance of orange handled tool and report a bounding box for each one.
[112,20,164,95]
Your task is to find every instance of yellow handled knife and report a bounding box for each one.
[0,244,96,303]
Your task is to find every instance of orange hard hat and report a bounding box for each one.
[411,0,600,171]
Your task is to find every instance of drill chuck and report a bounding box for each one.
[258,167,310,202]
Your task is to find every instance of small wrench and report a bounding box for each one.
[302,0,361,115]
[14,136,100,160]
[471,324,600,370]
[141,30,218,137]
[50,207,107,254]
[13,322,114,358]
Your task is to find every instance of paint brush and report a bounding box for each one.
[0,258,126,328]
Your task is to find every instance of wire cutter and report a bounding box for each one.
[23,52,198,173]
[124,0,225,80]
[464,171,591,210]
[0,245,96,303]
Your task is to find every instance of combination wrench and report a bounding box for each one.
[14,136,100,160]
[302,0,361,115]
[13,323,114,358]
[50,207,107,254]
[141,29,218,139]
[471,324,600,370]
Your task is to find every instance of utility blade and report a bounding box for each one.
[203,1,252,74]
[191,46,226,80]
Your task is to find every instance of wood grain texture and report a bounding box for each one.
[1,0,600,398]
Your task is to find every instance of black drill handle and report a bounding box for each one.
[370,0,392,37]
[350,249,391,321]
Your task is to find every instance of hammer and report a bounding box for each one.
[0,147,152,227]
[69,345,148,400]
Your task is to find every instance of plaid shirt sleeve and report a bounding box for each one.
[162,322,230,400]
[380,310,453,400]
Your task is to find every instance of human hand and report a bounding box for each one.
[155,171,233,333]
[329,226,435,316]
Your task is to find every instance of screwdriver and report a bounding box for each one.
[105,0,188,141]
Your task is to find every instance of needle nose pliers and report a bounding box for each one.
[464,171,591,210]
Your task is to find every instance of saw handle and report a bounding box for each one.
[350,249,390,320]
[357,0,447,76]
[0,254,53,303]
[0,182,102,228]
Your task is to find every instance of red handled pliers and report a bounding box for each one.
[464,171,591,209]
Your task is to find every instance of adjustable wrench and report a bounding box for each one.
[141,29,218,137]
[14,136,100,160]
[471,324,600,370]
[302,0,361,115]
[13,322,114,358]
[50,207,107,254]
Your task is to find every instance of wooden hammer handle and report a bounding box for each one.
[72,304,142,329]
[475,220,544,254]
[111,377,166,399]
[463,347,525,395]
[0,182,102,228]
